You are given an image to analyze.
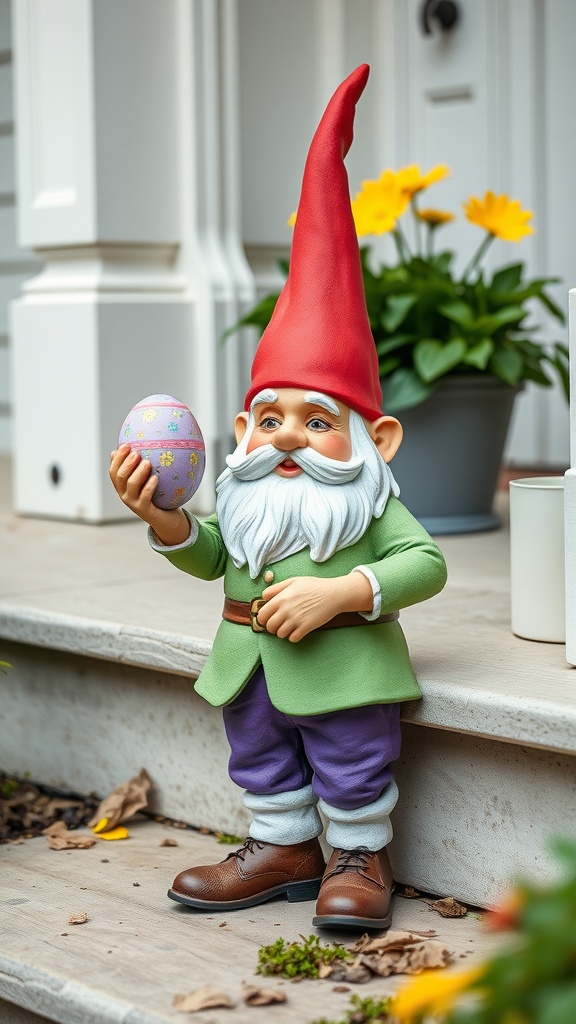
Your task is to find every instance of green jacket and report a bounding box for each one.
[158,496,446,716]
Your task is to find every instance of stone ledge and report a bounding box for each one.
[2,602,575,756]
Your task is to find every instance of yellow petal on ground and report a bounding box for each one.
[91,817,110,834]
[392,966,484,1020]
[97,826,130,841]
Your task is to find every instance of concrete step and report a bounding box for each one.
[0,821,499,1024]
[2,461,576,909]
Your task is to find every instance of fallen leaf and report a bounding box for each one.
[67,912,88,925]
[332,985,351,993]
[160,837,178,847]
[43,822,96,850]
[402,886,422,898]
[242,983,287,1006]
[173,986,235,1012]
[335,930,454,981]
[88,769,151,831]
[430,896,468,918]
[98,826,130,842]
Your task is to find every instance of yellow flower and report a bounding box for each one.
[288,211,297,227]
[351,171,411,237]
[417,207,455,227]
[189,452,199,466]
[159,451,175,467]
[393,966,483,1021]
[142,409,158,423]
[463,191,534,241]
[397,163,450,196]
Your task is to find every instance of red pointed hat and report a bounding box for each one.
[245,64,382,422]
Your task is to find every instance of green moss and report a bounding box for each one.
[215,832,244,845]
[310,993,393,1024]
[257,934,351,980]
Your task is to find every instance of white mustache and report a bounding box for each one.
[224,442,365,485]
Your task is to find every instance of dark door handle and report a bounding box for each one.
[421,0,459,35]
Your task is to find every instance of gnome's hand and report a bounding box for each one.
[258,572,373,643]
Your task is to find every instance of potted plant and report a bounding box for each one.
[229,164,568,533]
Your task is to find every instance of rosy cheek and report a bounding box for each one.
[317,434,351,462]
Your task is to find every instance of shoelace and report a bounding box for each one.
[331,848,372,874]
[224,837,266,863]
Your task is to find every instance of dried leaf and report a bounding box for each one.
[87,769,151,831]
[67,912,88,925]
[351,930,422,955]
[160,837,178,847]
[242,983,287,1006]
[43,822,96,850]
[173,986,235,1012]
[402,886,422,898]
[345,931,453,980]
[319,961,372,984]
[430,896,468,918]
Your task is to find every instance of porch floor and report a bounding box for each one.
[0,819,499,1024]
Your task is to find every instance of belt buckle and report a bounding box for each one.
[250,598,266,633]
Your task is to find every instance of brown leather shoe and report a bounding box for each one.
[313,846,395,930]
[168,836,325,910]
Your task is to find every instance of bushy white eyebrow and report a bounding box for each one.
[250,389,279,411]
[304,392,340,415]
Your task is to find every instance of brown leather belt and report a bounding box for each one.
[222,597,399,633]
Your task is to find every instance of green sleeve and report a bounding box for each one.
[364,497,447,613]
[160,514,228,581]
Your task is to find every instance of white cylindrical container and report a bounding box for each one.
[509,477,565,643]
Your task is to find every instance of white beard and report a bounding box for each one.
[215,410,399,579]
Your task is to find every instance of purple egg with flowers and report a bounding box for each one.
[118,394,205,509]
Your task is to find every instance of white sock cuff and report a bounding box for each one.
[243,784,316,813]
[244,786,323,845]
[319,781,399,852]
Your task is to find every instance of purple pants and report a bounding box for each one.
[222,665,402,811]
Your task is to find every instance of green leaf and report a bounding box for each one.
[383,368,434,412]
[540,983,576,1024]
[438,301,475,328]
[474,306,526,334]
[220,293,279,343]
[464,337,494,369]
[276,258,290,278]
[414,337,467,383]
[378,356,401,377]
[490,263,523,293]
[489,346,525,386]
[381,294,417,332]
[376,333,416,357]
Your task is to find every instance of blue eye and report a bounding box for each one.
[308,417,330,431]
[259,417,281,429]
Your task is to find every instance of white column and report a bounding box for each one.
[565,289,576,665]
[10,0,255,521]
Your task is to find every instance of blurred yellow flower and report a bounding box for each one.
[351,171,411,236]
[393,966,483,1021]
[398,163,450,196]
[417,207,455,227]
[288,211,297,227]
[464,191,534,242]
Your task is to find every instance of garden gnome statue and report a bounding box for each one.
[110,63,447,930]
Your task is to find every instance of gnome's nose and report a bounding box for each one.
[273,421,307,452]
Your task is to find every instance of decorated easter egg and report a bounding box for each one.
[118,395,205,509]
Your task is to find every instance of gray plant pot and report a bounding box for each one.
[389,376,519,535]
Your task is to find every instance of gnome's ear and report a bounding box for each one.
[234,411,250,445]
[368,416,403,463]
